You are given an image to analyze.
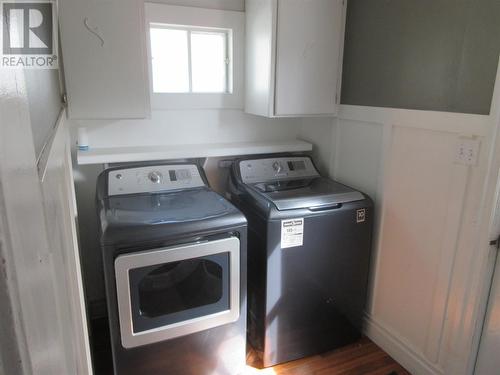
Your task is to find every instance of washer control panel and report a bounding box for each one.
[108,164,205,196]
[239,156,319,184]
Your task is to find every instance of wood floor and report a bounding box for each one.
[244,337,411,375]
[91,318,410,375]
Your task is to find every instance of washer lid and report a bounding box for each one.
[249,177,365,210]
[104,189,234,225]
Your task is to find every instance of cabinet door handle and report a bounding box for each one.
[84,17,104,47]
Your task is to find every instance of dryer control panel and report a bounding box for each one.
[108,164,205,196]
[239,156,319,184]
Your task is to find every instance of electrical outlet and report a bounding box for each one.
[455,138,480,166]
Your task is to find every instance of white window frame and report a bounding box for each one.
[150,24,231,94]
[145,3,244,110]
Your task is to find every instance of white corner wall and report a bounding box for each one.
[298,117,336,176]
[75,109,301,148]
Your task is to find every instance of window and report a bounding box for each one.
[145,3,244,109]
[150,25,231,94]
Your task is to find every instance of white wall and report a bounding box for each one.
[298,117,336,176]
[76,109,301,148]
[1,69,91,375]
[323,97,499,375]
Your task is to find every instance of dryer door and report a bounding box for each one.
[114,237,240,348]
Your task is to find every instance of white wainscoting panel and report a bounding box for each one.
[332,103,497,375]
[374,126,468,365]
[40,114,93,375]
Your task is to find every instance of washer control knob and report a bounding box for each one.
[148,171,162,184]
[272,161,282,173]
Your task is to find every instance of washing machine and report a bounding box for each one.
[228,155,373,368]
[96,163,247,375]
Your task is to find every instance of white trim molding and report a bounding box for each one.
[338,105,492,136]
[365,314,443,375]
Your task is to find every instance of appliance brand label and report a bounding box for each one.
[281,218,304,248]
[357,209,366,223]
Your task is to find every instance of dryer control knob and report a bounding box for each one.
[148,171,162,184]
[272,161,282,173]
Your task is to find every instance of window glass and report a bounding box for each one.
[150,28,189,93]
[191,31,227,93]
[150,25,229,94]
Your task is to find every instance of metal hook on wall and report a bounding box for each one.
[84,17,105,47]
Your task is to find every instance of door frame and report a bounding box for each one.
[0,69,92,375]
[468,60,500,374]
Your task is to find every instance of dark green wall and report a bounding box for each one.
[341,0,500,115]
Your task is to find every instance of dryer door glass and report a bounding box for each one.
[129,252,229,332]
[136,257,225,318]
[114,237,240,348]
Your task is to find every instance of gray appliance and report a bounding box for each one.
[97,163,247,375]
[229,155,373,367]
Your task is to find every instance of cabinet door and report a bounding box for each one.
[59,0,150,119]
[244,0,277,117]
[274,0,343,116]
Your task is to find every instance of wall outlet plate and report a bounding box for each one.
[455,137,480,166]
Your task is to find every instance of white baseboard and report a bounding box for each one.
[364,314,444,375]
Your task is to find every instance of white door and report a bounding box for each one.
[0,70,92,375]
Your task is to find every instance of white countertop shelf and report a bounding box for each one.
[76,140,313,165]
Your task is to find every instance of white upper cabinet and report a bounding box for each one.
[245,0,345,117]
[59,0,150,119]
